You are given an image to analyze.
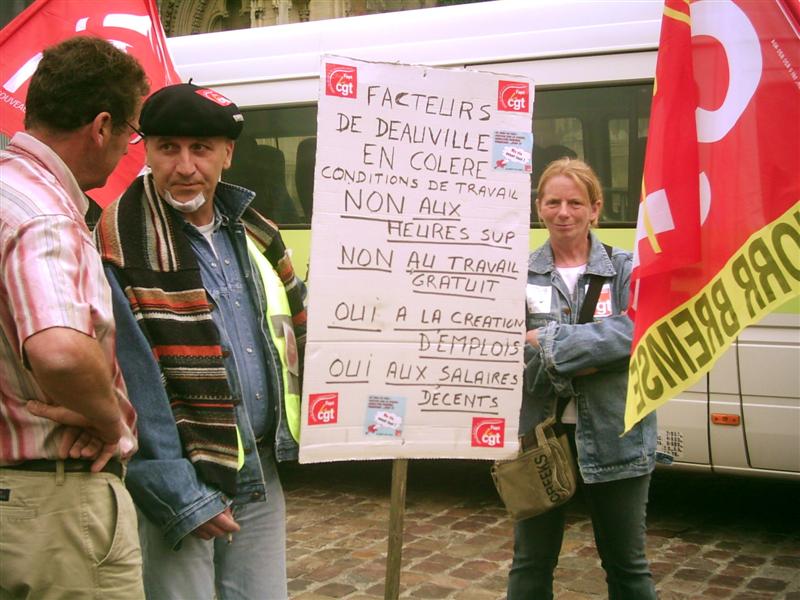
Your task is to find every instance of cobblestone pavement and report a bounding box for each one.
[280,460,800,600]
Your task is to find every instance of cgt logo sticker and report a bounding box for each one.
[471,417,505,448]
[308,393,338,425]
[593,284,613,319]
[196,88,233,106]
[497,80,530,113]
[325,63,357,98]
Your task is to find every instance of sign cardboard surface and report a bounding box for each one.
[301,56,534,462]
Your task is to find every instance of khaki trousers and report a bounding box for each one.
[0,467,144,600]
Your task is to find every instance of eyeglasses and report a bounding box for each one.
[126,121,145,145]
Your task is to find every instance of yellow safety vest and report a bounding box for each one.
[245,236,301,442]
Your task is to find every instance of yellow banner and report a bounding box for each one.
[625,202,800,432]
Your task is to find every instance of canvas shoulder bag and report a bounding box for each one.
[491,244,612,521]
[491,400,576,520]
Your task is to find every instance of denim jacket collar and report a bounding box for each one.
[212,181,256,223]
[528,231,617,278]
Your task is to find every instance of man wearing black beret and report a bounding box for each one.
[95,83,307,600]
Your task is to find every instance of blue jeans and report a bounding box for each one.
[137,450,287,600]
[508,472,657,600]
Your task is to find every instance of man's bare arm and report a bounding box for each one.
[23,327,125,466]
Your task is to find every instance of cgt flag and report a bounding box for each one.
[626,0,800,432]
[0,0,180,207]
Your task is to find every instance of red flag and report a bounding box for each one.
[626,0,800,431]
[630,0,702,288]
[0,0,181,207]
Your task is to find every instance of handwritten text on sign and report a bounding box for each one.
[301,57,534,462]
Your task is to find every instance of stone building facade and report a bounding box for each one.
[0,1,482,38]
[157,0,454,36]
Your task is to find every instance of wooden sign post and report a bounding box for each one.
[384,459,408,600]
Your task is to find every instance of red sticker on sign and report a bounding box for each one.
[196,88,233,106]
[308,393,338,425]
[471,417,505,448]
[325,63,357,99]
[497,80,530,113]
[594,284,613,319]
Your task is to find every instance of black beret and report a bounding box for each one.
[139,83,244,139]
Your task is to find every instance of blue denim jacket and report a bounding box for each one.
[106,182,303,548]
[522,232,656,484]
[185,205,274,442]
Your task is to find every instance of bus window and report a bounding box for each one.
[225,105,317,228]
[532,116,583,186]
[531,84,653,227]
[229,85,652,229]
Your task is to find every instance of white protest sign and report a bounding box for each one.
[300,56,533,463]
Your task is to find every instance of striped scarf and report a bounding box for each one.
[96,174,307,495]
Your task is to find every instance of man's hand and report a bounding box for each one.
[26,400,133,471]
[526,328,540,348]
[192,508,241,541]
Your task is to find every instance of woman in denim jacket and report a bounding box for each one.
[507,158,658,600]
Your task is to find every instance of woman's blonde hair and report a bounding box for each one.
[536,157,604,227]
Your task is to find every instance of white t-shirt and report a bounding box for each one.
[194,220,218,258]
[556,263,586,295]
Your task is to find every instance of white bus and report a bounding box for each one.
[167,0,800,479]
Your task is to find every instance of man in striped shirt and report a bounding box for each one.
[0,36,149,599]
